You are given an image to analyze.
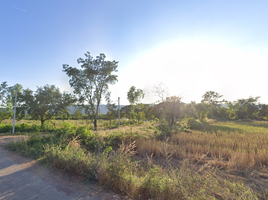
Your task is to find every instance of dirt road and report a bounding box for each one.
[0,136,125,200]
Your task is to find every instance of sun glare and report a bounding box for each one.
[117,39,268,104]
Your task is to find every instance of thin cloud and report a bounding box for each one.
[12,6,27,12]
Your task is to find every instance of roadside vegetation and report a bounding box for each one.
[1,53,268,199]
[5,119,268,199]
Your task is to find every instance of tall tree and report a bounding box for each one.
[63,52,118,130]
[233,96,260,119]
[105,94,118,128]
[195,102,210,123]
[127,86,145,122]
[161,96,182,125]
[184,101,199,119]
[20,85,76,127]
[201,91,224,118]
[127,86,145,105]
[258,104,268,120]
[0,82,12,123]
[72,107,84,120]
[0,82,23,123]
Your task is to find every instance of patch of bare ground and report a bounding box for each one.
[0,135,28,147]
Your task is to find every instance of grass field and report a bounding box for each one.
[3,119,268,199]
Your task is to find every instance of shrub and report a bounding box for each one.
[0,124,12,133]
[187,119,204,131]
[31,124,40,132]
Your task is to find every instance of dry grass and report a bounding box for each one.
[134,121,268,170]
[136,129,268,169]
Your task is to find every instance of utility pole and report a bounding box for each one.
[118,97,120,126]
[12,88,17,134]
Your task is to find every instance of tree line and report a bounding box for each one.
[1,52,268,130]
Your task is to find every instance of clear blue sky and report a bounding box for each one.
[1,0,268,105]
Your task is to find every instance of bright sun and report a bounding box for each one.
[114,39,268,104]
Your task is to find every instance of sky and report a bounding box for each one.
[1,0,268,105]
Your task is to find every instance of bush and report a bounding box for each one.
[0,124,12,133]
[59,122,77,134]
[76,126,93,145]
[157,123,173,138]
[187,119,204,131]
[17,123,30,132]
[31,124,40,132]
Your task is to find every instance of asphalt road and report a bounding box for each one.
[0,136,125,200]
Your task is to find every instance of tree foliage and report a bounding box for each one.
[127,86,145,122]
[158,96,182,125]
[0,82,23,123]
[0,82,13,123]
[258,104,268,120]
[72,107,84,120]
[127,86,145,105]
[233,96,260,119]
[63,52,118,130]
[19,85,76,126]
[201,91,224,118]
[106,98,118,127]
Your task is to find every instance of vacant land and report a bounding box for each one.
[2,119,268,199]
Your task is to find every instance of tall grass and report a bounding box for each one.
[7,136,258,199]
[137,121,268,168]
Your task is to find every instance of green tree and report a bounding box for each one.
[225,101,237,119]
[63,52,118,130]
[0,82,13,123]
[20,85,76,127]
[152,83,183,125]
[155,96,182,125]
[142,104,155,120]
[106,97,118,128]
[127,86,145,105]
[258,104,268,120]
[201,91,224,118]
[184,101,199,119]
[233,96,260,119]
[57,107,70,121]
[0,82,23,123]
[195,102,210,123]
[72,107,84,120]
[127,86,145,122]
[162,96,182,125]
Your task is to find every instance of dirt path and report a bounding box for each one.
[0,136,126,200]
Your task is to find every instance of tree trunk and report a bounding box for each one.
[94,100,101,130]
[211,108,214,118]
[41,118,45,129]
[93,119,97,130]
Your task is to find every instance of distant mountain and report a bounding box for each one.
[68,105,127,115]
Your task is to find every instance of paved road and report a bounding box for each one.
[0,136,125,200]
